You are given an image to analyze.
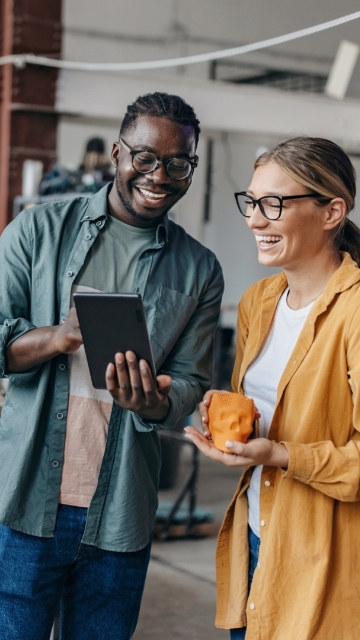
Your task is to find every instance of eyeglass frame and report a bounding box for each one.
[118,137,199,180]
[234,191,325,221]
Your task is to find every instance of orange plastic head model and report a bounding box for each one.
[208,393,255,453]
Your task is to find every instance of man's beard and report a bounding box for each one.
[115,171,169,228]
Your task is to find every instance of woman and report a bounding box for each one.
[185,137,360,640]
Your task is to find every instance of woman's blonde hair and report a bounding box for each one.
[254,137,360,265]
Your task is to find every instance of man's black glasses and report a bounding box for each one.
[234,191,322,221]
[119,138,198,180]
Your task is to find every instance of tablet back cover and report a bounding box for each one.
[73,293,156,389]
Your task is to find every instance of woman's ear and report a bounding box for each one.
[323,198,347,231]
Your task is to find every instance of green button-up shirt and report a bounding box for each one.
[0,185,223,551]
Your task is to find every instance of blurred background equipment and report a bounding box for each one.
[12,136,114,216]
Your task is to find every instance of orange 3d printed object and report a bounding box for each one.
[208,392,255,453]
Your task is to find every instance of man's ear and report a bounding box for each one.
[323,198,347,231]
[110,142,119,168]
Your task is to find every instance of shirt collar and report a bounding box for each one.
[263,251,360,303]
[81,182,169,244]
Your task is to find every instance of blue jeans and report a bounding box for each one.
[0,504,151,640]
[230,527,261,640]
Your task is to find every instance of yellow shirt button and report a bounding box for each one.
[260,520,266,527]
[249,603,255,610]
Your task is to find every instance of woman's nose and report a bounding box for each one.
[247,204,268,229]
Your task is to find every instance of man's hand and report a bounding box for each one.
[106,351,172,421]
[184,426,289,469]
[53,307,83,354]
[6,308,83,373]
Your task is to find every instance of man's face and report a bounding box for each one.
[109,115,196,227]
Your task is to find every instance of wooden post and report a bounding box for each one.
[0,0,62,232]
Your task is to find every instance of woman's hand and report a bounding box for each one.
[184,426,289,468]
[199,389,228,436]
[199,390,261,437]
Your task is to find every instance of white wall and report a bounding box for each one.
[61,0,360,76]
[203,135,279,327]
[56,0,360,329]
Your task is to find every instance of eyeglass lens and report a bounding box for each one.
[236,194,282,220]
[132,152,192,179]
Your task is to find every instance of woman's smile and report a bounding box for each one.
[254,234,283,251]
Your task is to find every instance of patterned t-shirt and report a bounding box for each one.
[59,215,157,507]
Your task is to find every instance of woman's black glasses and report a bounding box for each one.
[234,191,322,221]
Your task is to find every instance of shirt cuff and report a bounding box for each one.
[280,441,314,483]
[0,318,38,377]
[132,387,184,432]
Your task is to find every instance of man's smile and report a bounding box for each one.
[135,186,168,200]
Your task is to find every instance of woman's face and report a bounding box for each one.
[245,161,337,271]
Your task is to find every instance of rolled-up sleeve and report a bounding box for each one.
[0,213,37,377]
[281,303,360,502]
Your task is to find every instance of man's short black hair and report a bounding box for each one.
[120,92,201,148]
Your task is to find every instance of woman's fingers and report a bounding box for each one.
[184,427,220,458]
[184,427,246,466]
[199,389,227,435]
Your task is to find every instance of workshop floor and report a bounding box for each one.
[133,421,242,640]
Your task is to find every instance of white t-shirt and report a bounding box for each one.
[243,287,314,537]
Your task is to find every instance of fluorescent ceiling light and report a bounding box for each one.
[325,40,360,100]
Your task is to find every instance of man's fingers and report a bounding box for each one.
[105,363,119,394]
[125,351,144,400]
[114,353,131,399]
[138,359,158,396]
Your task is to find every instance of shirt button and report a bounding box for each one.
[60,317,66,324]
[249,603,255,610]
[67,270,74,277]
[59,364,65,371]
[51,460,59,468]
[260,520,266,527]
[85,234,92,240]
[264,480,271,487]
[257,561,261,568]
[96,221,102,227]
[57,413,64,420]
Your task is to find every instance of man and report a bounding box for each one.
[0,92,224,640]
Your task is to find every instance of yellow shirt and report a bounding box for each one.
[216,252,360,639]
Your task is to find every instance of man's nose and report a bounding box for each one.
[150,161,171,183]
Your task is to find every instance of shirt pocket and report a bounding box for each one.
[146,285,198,368]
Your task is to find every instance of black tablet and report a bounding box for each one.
[73,292,156,390]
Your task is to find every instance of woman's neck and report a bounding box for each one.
[285,251,341,310]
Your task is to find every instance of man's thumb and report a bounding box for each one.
[156,375,172,396]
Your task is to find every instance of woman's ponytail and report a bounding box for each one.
[339,218,360,268]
